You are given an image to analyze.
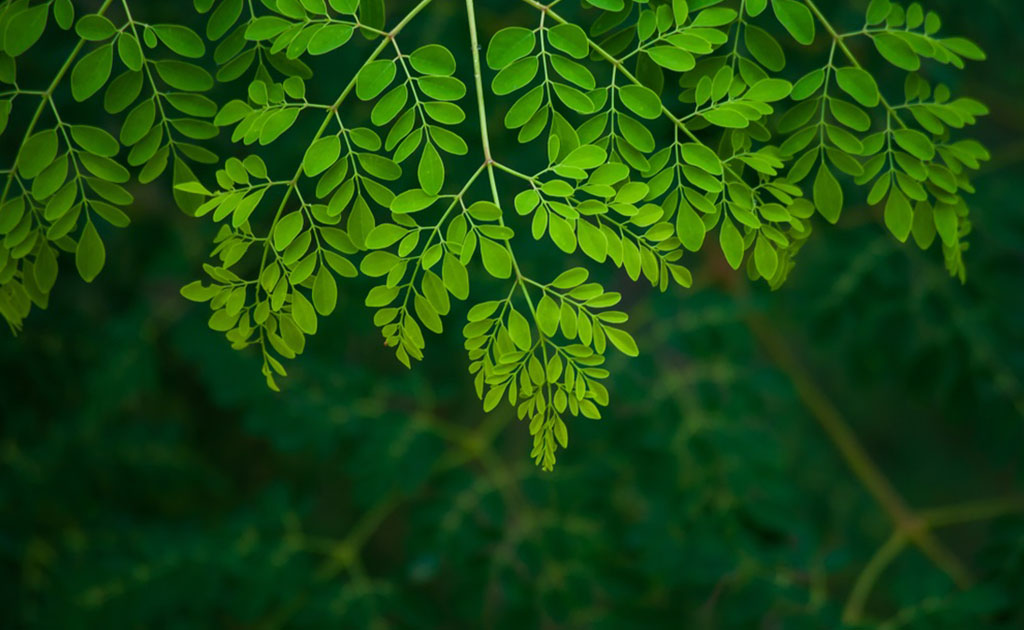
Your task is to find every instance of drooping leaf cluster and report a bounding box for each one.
[0,0,989,469]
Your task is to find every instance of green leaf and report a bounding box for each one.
[18,130,58,179]
[746,0,768,17]
[492,57,539,96]
[76,220,106,282]
[647,46,695,72]
[4,4,49,56]
[562,145,607,169]
[53,0,74,30]
[34,244,58,292]
[547,23,589,59]
[180,281,220,302]
[604,326,639,357]
[303,135,341,177]
[360,252,400,277]
[418,76,467,101]
[772,0,815,45]
[911,201,936,249]
[813,164,843,224]
[410,44,456,76]
[754,234,779,278]
[504,85,544,128]
[507,307,532,351]
[550,55,596,90]
[366,224,407,249]
[536,295,560,336]
[866,0,892,25]
[356,60,396,100]
[554,418,569,449]
[933,202,958,246]
[835,67,880,108]
[75,15,116,42]
[312,268,338,316]
[745,78,793,102]
[744,25,786,72]
[552,268,588,289]
[792,68,825,100]
[873,33,920,71]
[391,189,437,214]
[675,202,706,252]
[673,0,691,24]
[153,60,213,92]
[418,143,444,195]
[486,27,535,70]
[884,188,912,242]
[618,85,662,120]
[479,238,512,279]
[941,37,986,62]
[681,143,722,175]
[152,24,206,58]
[442,253,469,300]
[274,212,305,250]
[70,125,119,157]
[291,292,318,335]
[307,24,354,55]
[71,44,113,102]
[578,220,607,262]
[174,181,212,195]
[719,216,744,269]
[552,82,595,113]
[245,16,292,40]
[892,129,935,161]
[117,33,143,72]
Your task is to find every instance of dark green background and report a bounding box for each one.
[2,0,1023,627]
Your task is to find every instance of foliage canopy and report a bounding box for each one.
[0,0,990,470]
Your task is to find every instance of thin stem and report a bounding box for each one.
[465,0,494,166]
[922,496,1024,529]
[465,0,532,303]
[843,531,908,624]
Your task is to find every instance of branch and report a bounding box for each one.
[744,313,974,589]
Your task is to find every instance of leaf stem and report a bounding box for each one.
[464,0,533,303]
[922,496,1024,528]
[843,531,908,623]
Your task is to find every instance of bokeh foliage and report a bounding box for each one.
[2,0,1023,627]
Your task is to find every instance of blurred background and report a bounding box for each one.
[2,0,1023,627]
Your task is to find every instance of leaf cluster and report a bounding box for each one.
[0,0,990,469]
